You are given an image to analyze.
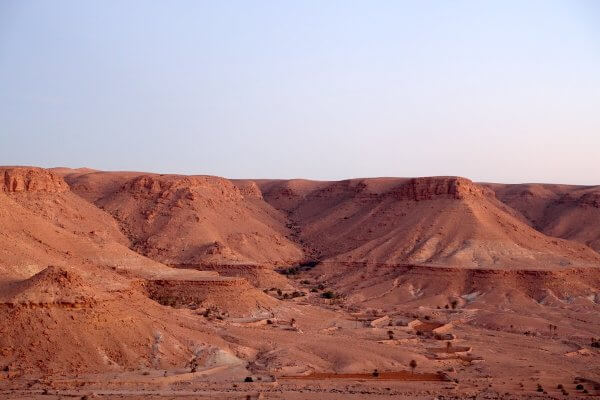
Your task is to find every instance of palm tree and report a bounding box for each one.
[409,359,417,373]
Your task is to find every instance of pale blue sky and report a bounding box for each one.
[1,1,599,184]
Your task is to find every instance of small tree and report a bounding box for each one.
[537,383,544,392]
[387,330,394,340]
[372,369,379,377]
[188,346,203,373]
[409,359,417,373]
[446,341,452,351]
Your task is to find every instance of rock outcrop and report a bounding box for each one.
[1,167,68,193]
[388,177,493,201]
[233,179,264,200]
[122,174,245,203]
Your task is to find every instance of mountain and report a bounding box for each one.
[257,177,600,269]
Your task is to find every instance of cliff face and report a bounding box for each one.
[261,177,492,209]
[388,177,493,201]
[123,175,245,203]
[1,167,68,193]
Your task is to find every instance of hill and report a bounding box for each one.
[486,183,600,253]
[258,177,600,269]
[0,266,232,374]
[0,167,169,283]
[59,170,304,268]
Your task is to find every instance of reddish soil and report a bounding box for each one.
[280,371,446,381]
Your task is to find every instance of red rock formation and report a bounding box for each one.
[122,174,244,203]
[233,179,264,200]
[1,167,68,193]
[389,177,493,201]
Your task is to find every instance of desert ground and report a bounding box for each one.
[1,166,599,399]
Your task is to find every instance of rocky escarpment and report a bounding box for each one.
[0,167,68,193]
[388,177,493,201]
[263,177,493,207]
[122,174,244,203]
[145,276,277,316]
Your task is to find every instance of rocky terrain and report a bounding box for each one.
[486,182,600,253]
[1,166,599,399]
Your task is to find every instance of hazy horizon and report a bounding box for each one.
[1,1,599,185]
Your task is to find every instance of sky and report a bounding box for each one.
[1,1,599,184]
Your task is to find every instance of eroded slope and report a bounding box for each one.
[488,182,600,253]
[259,177,600,269]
